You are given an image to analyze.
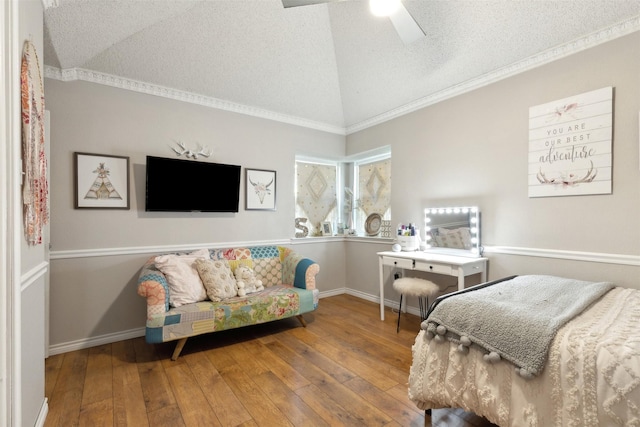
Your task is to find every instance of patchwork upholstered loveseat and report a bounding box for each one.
[137,245,319,360]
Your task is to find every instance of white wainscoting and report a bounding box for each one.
[47,241,639,354]
[483,246,640,266]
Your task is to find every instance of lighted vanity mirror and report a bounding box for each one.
[423,206,481,257]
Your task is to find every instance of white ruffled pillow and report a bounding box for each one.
[154,248,209,307]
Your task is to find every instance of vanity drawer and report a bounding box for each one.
[414,261,452,275]
[382,256,415,270]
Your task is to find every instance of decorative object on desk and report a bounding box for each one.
[398,235,419,251]
[424,207,480,257]
[380,220,392,238]
[321,221,332,236]
[21,40,48,245]
[294,217,309,238]
[392,243,401,252]
[528,87,612,198]
[365,212,382,236]
[74,152,130,209]
[170,140,212,159]
[246,168,276,210]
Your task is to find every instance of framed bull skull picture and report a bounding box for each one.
[245,168,276,210]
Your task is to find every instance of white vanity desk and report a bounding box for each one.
[377,250,488,320]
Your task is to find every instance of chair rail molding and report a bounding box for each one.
[483,245,640,266]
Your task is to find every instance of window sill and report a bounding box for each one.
[291,235,394,245]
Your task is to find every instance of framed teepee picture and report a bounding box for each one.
[74,152,130,209]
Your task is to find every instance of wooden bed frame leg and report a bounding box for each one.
[296,314,307,327]
[171,338,188,361]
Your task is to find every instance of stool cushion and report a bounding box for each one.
[393,277,439,297]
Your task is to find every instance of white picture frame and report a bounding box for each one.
[74,152,130,209]
[528,87,613,198]
[321,221,332,236]
[245,168,276,210]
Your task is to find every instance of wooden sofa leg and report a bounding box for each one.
[296,314,307,327]
[171,338,188,361]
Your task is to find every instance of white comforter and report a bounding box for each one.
[409,287,640,426]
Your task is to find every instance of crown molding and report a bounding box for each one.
[43,15,639,136]
[43,66,347,136]
[345,15,640,134]
[42,0,59,9]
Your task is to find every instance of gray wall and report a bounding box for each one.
[46,31,640,353]
[45,79,347,350]
[347,32,640,304]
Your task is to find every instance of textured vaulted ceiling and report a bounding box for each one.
[43,1,640,134]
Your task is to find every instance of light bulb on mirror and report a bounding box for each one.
[369,0,401,17]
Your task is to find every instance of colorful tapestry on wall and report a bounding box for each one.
[21,40,49,245]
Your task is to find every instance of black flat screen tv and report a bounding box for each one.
[145,156,241,212]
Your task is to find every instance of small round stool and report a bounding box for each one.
[392,277,439,333]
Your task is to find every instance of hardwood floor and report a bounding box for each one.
[44,294,497,427]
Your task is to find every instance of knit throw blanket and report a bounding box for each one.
[423,275,614,378]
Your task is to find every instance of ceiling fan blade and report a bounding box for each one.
[388,3,425,45]
[281,0,342,8]
[282,0,425,45]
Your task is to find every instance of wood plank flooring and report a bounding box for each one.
[44,294,497,427]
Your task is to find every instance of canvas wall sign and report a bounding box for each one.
[528,87,613,198]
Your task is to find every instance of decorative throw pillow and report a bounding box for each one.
[154,248,209,307]
[195,258,238,302]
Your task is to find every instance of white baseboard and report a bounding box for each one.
[35,399,48,427]
[48,327,146,356]
[318,288,347,298]
[344,288,422,317]
[47,289,397,355]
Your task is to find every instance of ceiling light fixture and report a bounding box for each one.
[369,0,401,17]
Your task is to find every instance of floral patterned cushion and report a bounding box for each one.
[145,285,319,343]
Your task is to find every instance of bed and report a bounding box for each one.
[408,275,640,426]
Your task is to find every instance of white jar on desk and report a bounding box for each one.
[397,235,419,251]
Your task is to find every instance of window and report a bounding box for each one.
[295,147,390,237]
[353,156,391,233]
[345,147,391,235]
